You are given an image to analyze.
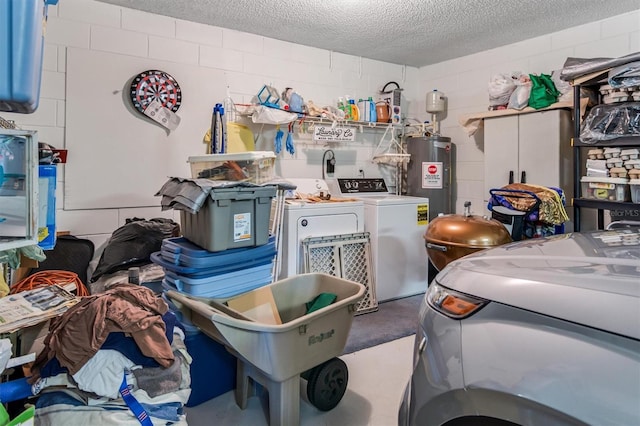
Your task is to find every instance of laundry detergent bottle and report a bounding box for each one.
[357,98,369,122]
[349,99,359,121]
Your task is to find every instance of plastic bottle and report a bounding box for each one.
[341,97,351,120]
[368,96,376,123]
[337,97,346,116]
[349,99,359,121]
[357,98,369,122]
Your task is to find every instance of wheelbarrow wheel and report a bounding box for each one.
[306,357,348,411]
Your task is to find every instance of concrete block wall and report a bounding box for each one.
[1,0,421,250]
[415,10,639,214]
[2,1,638,251]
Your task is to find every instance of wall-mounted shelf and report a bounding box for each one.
[304,116,402,131]
[574,198,639,210]
[573,135,640,147]
[235,103,402,131]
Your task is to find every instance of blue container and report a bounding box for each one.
[0,0,58,113]
[38,164,56,250]
[151,251,274,277]
[184,331,236,407]
[162,263,273,299]
[153,235,276,274]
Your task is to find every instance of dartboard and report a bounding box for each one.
[129,70,182,113]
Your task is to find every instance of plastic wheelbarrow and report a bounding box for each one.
[166,273,365,426]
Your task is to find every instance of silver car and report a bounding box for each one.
[399,229,640,426]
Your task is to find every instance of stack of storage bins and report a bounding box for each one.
[153,183,278,300]
[152,235,276,298]
[154,174,279,407]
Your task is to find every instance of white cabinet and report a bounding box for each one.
[483,109,573,210]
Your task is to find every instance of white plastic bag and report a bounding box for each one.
[250,105,298,125]
[551,70,573,102]
[488,74,516,107]
[507,75,532,110]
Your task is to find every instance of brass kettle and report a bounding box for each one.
[375,101,390,123]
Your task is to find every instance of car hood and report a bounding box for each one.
[436,230,640,340]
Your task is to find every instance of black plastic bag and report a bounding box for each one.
[580,103,640,144]
[91,217,180,282]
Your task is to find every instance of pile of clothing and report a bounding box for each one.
[29,284,191,425]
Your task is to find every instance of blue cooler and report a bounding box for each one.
[184,331,237,407]
[162,293,236,407]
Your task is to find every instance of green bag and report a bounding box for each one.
[528,73,560,109]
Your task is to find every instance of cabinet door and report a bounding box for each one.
[484,115,519,200]
[518,110,573,193]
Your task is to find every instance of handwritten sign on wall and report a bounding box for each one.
[312,126,356,142]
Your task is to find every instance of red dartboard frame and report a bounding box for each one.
[130,70,182,114]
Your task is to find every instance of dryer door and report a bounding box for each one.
[293,212,361,276]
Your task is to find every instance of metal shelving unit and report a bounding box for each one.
[571,72,640,231]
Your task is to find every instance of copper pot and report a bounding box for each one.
[424,202,512,271]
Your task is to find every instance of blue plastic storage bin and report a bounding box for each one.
[0,0,58,113]
[162,263,273,299]
[38,165,56,250]
[151,251,274,278]
[153,235,276,274]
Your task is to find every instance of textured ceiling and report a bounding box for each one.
[96,0,639,67]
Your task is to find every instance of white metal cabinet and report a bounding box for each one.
[483,109,573,209]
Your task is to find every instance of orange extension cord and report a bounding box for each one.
[10,270,90,296]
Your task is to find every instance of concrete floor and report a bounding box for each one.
[185,335,414,426]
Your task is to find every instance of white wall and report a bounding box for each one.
[2,1,639,247]
[415,10,640,214]
[1,0,421,248]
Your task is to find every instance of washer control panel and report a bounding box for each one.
[335,178,388,194]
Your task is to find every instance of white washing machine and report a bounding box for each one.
[328,178,430,302]
[278,179,364,280]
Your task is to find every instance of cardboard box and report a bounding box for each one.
[227,286,282,325]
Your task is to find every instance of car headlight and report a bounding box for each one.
[426,282,488,319]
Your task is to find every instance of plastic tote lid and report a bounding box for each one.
[580,176,629,184]
[188,151,276,163]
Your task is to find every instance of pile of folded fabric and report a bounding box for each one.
[29,284,191,425]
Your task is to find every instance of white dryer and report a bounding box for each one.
[278,179,364,280]
[328,178,430,302]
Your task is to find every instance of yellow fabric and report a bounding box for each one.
[202,122,255,153]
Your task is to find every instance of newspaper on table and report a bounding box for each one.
[0,285,79,334]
